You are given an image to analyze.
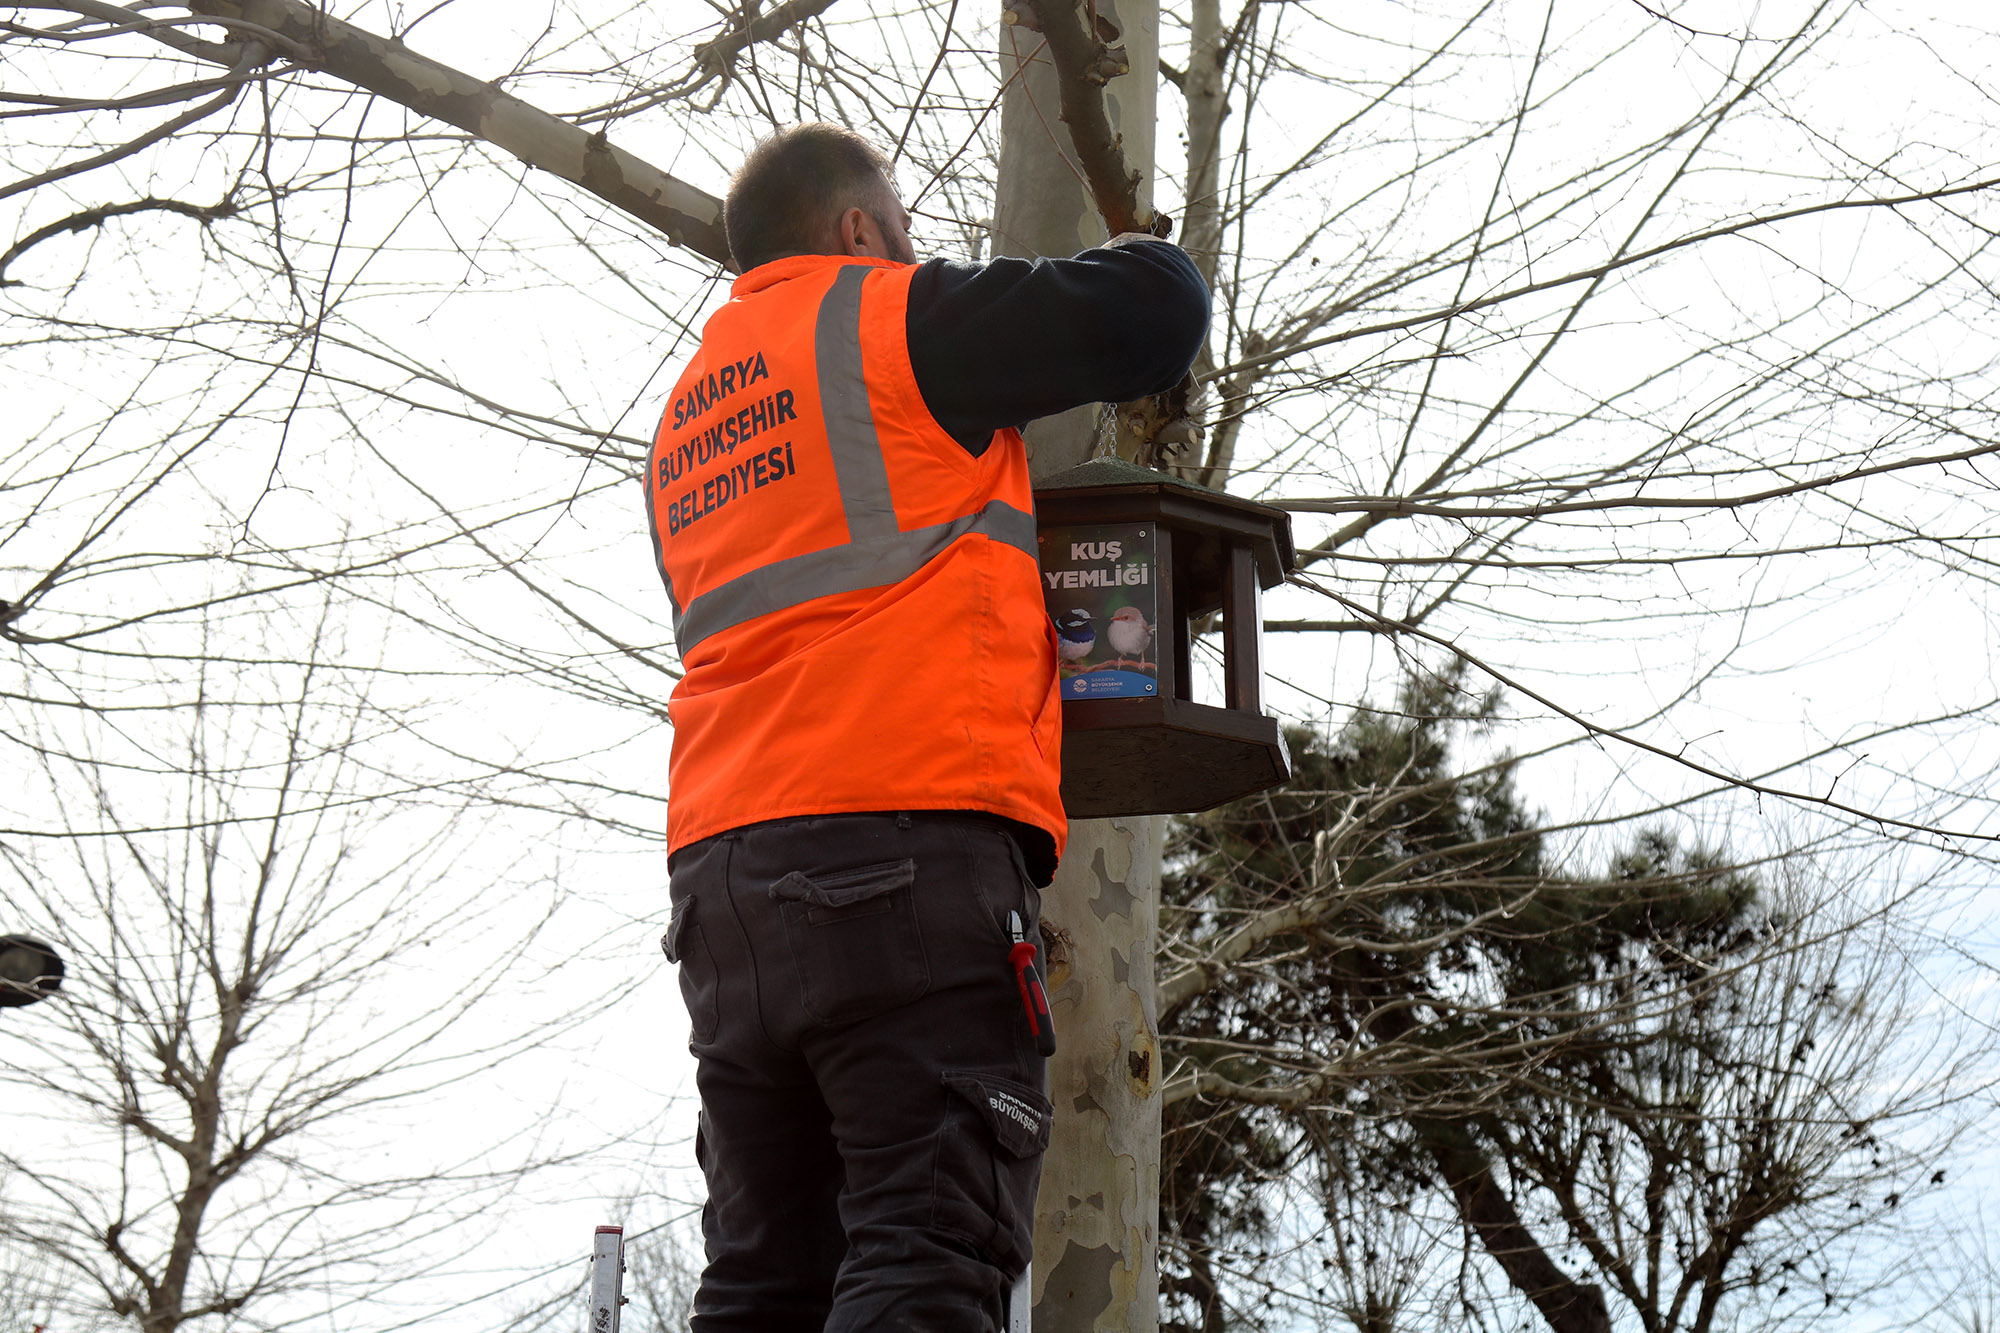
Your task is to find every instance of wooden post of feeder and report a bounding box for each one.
[1225,547,1260,711]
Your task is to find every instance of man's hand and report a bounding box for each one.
[1122,369,1204,470]
[1104,224,1175,249]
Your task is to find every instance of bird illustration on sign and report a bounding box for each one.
[1104,606,1153,666]
[1053,607,1096,661]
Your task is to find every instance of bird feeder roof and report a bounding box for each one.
[1034,456,1296,602]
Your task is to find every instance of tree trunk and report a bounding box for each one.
[1179,0,1237,489]
[1356,975,1613,1333]
[1420,1122,1613,1333]
[994,2,1164,1327]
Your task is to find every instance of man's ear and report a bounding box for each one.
[835,206,874,257]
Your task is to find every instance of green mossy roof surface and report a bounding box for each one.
[1033,455,1221,496]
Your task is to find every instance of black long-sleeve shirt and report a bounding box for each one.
[905,240,1210,455]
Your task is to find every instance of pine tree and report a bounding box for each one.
[1158,667,1926,1333]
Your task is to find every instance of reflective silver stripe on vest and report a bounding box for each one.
[815,265,899,543]
[674,501,1038,654]
[669,264,1036,657]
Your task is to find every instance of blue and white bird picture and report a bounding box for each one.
[1053,607,1096,662]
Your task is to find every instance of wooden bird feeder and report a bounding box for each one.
[1035,457,1295,818]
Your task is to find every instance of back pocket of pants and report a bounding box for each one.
[771,858,929,1024]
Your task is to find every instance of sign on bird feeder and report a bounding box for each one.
[1035,457,1295,818]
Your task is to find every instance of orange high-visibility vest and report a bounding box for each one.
[646,255,1066,859]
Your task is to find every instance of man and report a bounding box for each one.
[647,123,1207,1332]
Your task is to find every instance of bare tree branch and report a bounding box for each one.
[0,196,237,286]
[184,0,729,262]
[1002,0,1155,235]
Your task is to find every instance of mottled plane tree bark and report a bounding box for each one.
[992,1,1170,1325]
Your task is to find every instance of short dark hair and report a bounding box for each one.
[724,124,895,273]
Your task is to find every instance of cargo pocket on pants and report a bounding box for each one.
[933,1070,1052,1275]
[662,895,720,1046]
[771,858,929,1024]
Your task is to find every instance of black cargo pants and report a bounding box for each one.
[663,812,1053,1332]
